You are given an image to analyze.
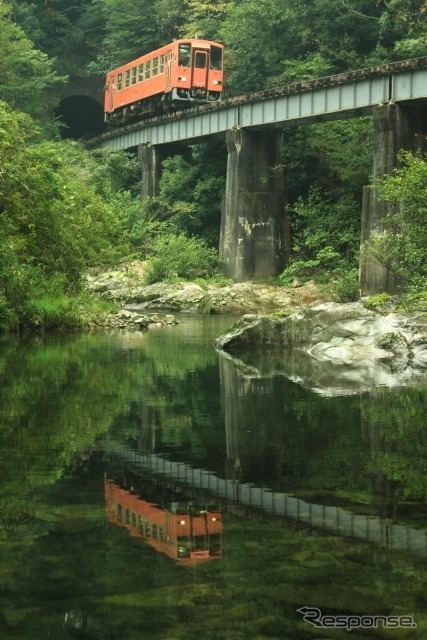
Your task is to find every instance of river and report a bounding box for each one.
[1,315,427,639]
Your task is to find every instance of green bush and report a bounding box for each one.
[279,246,343,285]
[144,233,218,284]
[23,294,82,330]
[333,269,360,302]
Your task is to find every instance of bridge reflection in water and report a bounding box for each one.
[106,443,427,558]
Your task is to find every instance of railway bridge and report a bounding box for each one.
[88,58,427,294]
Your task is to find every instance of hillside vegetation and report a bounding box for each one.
[2,0,427,330]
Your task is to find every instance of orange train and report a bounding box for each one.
[104,39,224,124]
[104,479,223,565]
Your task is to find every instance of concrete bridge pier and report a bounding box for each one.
[138,143,167,199]
[360,104,427,295]
[220,128,288,281]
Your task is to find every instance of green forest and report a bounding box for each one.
[1,0,427,331]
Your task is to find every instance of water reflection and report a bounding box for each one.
[3,323,427,639]
[104,476,222,564]
[107,443,427,558]
[217,342,427,396]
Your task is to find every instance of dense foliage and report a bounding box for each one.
[0,100,129,329]
[1,0,427,329]
[369,150,427,295]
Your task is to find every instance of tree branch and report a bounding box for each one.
[340,0,380,19]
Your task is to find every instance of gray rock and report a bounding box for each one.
[215,301,427,369]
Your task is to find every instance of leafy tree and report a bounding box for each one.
[87,0,161,73]
[179,0,227,40]
[0,101,130,329]
[368,150,427,292]
[136,142,227,248]
[0,0,66,119]
[220,0,383,95]
[10,0,106,75]
[279,117,372,287]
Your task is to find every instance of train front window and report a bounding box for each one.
[179,44,190,67]
[210,46,223,70]
[195,52,207,69]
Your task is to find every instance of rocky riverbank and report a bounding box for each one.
[84,264,427,393]
[86,309,180,331]
[85,261,327,315]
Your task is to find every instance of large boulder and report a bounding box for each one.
[215,301,427,367]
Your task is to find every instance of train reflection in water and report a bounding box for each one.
[104,478,223,564]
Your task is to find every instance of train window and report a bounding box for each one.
[159,55,164,73]
[145,60,151,79]
[138,516,144,533]
[125,508,130,524]
[131,67,137,85]
[158,525,164,542]
[193,534,206,550]
[195,52,207,69]
[152,57,158,77]
[152,524,158,539]
[209,533,222,555]
[125,70,130,87]
[144,520,151,536]
[210,46,223,70]
[138,63,144,82]
[179,44,191,67]
[177,536,191,558]
[117,503,123,521]
[117,73,122,91]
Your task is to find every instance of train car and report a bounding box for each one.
[104,39,224,124]
[104,478,223,564]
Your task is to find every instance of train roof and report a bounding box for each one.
[106,39,224,76]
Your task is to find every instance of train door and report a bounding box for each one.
[191,48,209,93]
[166,51,173,92]
[105,76,115,114]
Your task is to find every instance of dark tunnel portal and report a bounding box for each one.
[55,95,106,139]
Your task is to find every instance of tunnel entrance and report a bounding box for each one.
[55,95,106,139]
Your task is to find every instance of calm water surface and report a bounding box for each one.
[1,315,427,640]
